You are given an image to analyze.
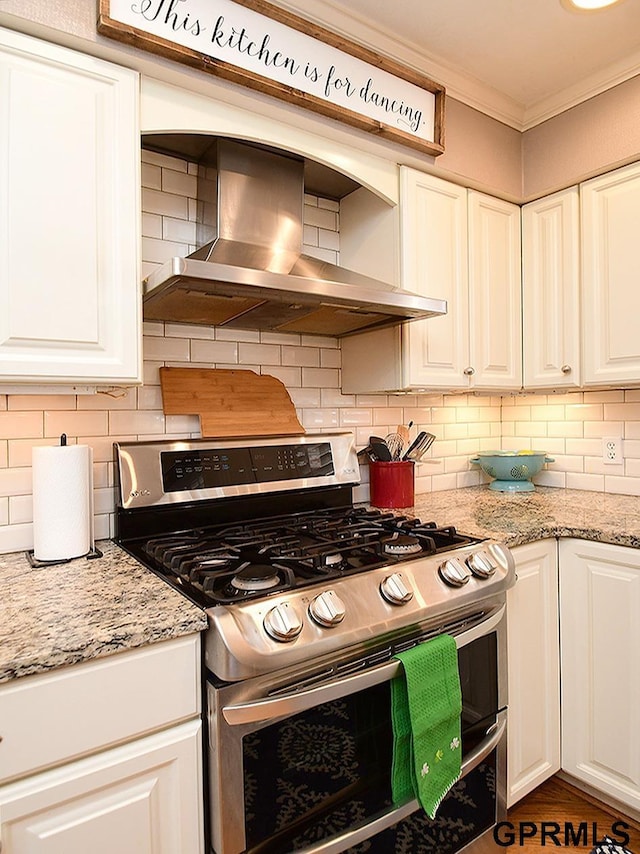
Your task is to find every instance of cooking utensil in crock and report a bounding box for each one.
[384,431,405,460]
[402,431,435,461]
[470,450,555,492]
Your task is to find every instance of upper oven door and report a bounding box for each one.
[207,603,507,854]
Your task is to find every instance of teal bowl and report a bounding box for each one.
[470,451,555,492]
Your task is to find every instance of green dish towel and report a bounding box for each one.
[391,634,462,819]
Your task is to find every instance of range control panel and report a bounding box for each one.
[161,442,334,492]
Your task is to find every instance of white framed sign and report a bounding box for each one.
[98,0,445,156]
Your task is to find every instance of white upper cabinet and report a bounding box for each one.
[522,188,580,389]
[467,190,522,389]
[581,162,640,386]
[341,170,522,393]
[399,169,470,389]
[0,28,141,385]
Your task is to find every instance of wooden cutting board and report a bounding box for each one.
[159,367,305,438]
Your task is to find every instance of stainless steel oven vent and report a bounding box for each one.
[142,138,446,336]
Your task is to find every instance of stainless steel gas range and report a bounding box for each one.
[114,432,516,854]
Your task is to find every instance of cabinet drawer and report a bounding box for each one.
[0,635,200,784]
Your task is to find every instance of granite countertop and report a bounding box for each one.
[0,540,208,685]
[1,486,638,686]
[408,485,640,549]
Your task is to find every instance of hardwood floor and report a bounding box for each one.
[506,777,640,851]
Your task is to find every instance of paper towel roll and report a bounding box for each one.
[32,443,93,562]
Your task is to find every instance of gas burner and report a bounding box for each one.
[382,533,423,555]
[323,552,344,568]
[230,564,282,591]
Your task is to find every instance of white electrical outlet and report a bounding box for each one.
[603,436,623,464]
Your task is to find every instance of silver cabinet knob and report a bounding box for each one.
[463,366,475,376]
[561,365,572,374]
[466,550,497,579]
[308,590,346,627]
[438,557,471,587]
[380,572,414,605]
[264,602,303,642]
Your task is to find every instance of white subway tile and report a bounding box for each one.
[321,389,356,407]
[566,472,604,491]
[0,468,32,498]
[304,245,337,264]
[0,412,43,440]
[372,408,403,426]
[583,421,624,439]
[142,236,189,265]
[143,336,190,362]
[142,212,163,239]
[8,437,61,468]
[190,340,239,364]
[263,366,301,387]
[239,343,281,365]
[109,411,165,435]
[320,348,341,369]
[0,396,6,411]
[143,361,164,386]
[165,415,201,434]
[288,387,321,407]
[142,150,187,171]
[9,494,32,524]
[281,346,320,367]
[565,403,604,421]
[302,335,338,349]
[142,187,188,219]
[301,409,339,428]
[604,475,640,496]
[163,217,197,244]
[0,497,7,525]
[261,332,301,345]
[216,328,261,343]
[356,394,388,406]
[44,411,108,439]
[432,473,457,492]
[318,229,340,251]
[0,440,6,468]
[78,388,136,410]
[302,368,340,388]
[304,206,338,230]
[534,470,566,488]
[7,395,76,411]
[137,386,163,410]
[94,486,117,515]
[339,409,373,427]
[0,522,33,554]
[303,193,318,207]
[303,225,319,247]
[161,169,197,197]
[565,438,603,456]
[93,462,110,489]
[141,161,162,190]
[143,321,165,337]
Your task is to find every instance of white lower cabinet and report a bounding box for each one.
[559,539,640,813]
[0,635,204,854]
[507,540,561,807]
[0,721,202,854]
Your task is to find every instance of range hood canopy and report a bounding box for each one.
[142,137,446,337]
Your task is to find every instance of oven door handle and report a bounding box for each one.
[222,603,505,726]
[291,712,507,854]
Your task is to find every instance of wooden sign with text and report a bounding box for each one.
[98,0,445,156]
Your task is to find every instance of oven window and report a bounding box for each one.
[242,635,499,853]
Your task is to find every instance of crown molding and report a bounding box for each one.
[271,0,640,133]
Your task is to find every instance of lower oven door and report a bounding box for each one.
[207,603,507,854]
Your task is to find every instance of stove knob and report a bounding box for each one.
[380,572,414,605]
[438,557,471,587]
[263,602,303,642]
[308,590,346,628]
[466,550,497,579]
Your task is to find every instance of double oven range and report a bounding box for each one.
[114,432,516,854]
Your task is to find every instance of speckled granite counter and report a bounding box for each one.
[0,540,207,685]
[2,487,639,686]
[407,486,640,549]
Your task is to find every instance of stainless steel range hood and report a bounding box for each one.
[142,138,446,337]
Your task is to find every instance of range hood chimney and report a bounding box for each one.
[142,138,446,337]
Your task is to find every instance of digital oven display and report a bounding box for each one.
[160,443,334,492]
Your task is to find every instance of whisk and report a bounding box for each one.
[384,431,405,460]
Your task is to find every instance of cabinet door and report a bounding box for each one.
[581,162,640,386]
[399,168,469,389]
[522,188,580,389]
[559,539,640,812]
[0,720,203,854]
[468,191,522,389]
[507,540,560,807]
[0,28,141,384]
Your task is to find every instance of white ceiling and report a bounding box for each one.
[275,0,640,129]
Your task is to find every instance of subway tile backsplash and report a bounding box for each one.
[1,151,640,553]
